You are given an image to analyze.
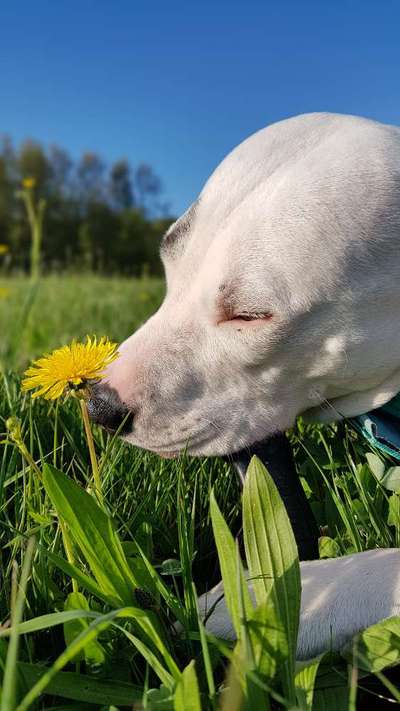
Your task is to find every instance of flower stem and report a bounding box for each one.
[21,187,46,282]
[79,398,103,505]
[53,399,59,467]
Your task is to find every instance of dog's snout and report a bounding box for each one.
[87,383,133,434]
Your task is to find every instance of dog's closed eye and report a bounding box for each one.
[231,312,272,322]
[218,311,273,328]
[217,287,273,327]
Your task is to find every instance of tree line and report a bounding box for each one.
[0,136,175,275]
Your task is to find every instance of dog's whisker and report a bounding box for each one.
[198,417,223,434]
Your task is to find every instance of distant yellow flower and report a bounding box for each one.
[0,244,9,256]
[22,336,119,400]
[22,177,36,190]
[0,287,10,299]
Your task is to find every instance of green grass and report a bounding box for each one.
[0,274,165,370]
[0,274,400,709]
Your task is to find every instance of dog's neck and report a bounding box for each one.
[228,433,319,560]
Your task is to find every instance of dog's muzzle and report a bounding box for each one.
[87,384,319,560]
[87,383,133,434]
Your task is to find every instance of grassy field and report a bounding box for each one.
[0,274,399,709]
[0,275,166,371]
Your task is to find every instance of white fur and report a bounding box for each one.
[104,112,400,457]
[198,549,400,660]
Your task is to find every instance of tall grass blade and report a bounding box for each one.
[192,582,216,708]
[15,606,175,709]
[42,463,138,605]
[177,467,197,627]
[0,609,98,637]
[1,538,35,711]
[17,662,142,706]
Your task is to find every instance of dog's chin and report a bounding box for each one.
[145,433,275,460]
[122,421,282,459]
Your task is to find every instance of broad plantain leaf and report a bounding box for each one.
[246,596,288,681]
[388,494,400,528]
[342,615,400,672]
[63,592,106,665]
[43,547,113,606]
[145,684,174,709]
[318,536,340,559]
[295,654,325,710]
[243,456,301,701]
[210,490,253,639]
[382,467,400,493]
[366,452,385,481]
[174,660,201,711]
[42,464,137,606]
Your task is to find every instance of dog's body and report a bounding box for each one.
[102,112,400,457]
[93,112,400,658]
[198,548,400,659]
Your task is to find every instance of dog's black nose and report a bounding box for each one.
[87,383,133,434]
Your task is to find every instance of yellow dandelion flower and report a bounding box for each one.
[22,177,36,190]
[0,244,9,256]
[21,336,119,400]
[0,287,10,300]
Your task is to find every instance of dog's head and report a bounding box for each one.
[89,113,400,455]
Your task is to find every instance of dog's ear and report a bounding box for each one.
[160,201,198,261]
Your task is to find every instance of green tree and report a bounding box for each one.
[0,136,172,275]
[109,160,134,211]
[0,156,11,245]
[134,162,162,215]
[76,152,105,206]
[48,145,73,196]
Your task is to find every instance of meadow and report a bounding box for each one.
[0,274,399,710]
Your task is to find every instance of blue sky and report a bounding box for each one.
[1,1,399,215]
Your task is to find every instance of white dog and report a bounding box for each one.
[89,112,400,657]
[93,112,400,456]
[198,549,400,659]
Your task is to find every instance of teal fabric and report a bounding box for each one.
[351,392,400,460]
